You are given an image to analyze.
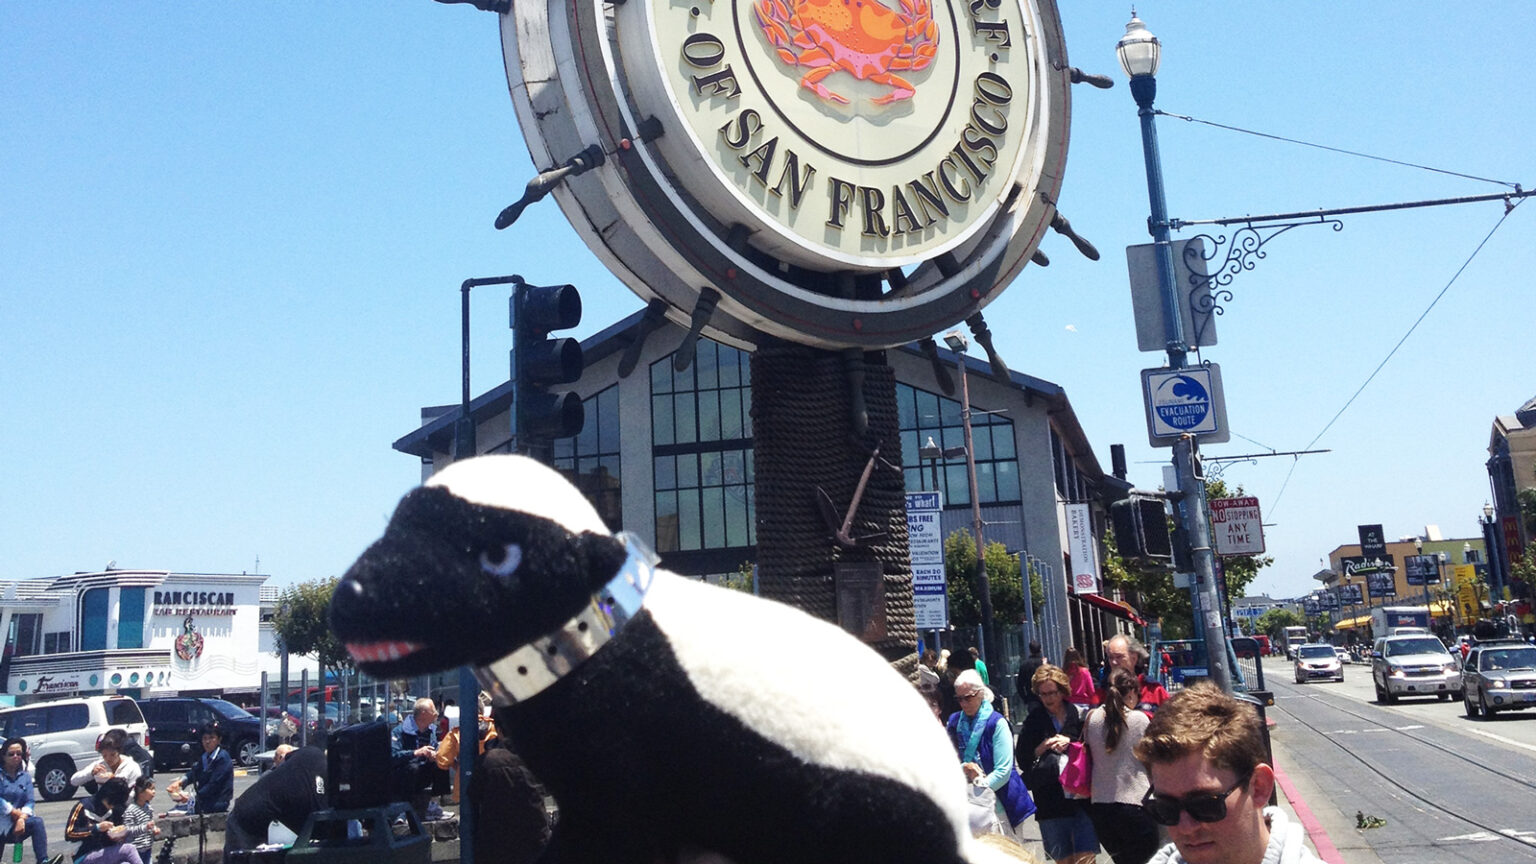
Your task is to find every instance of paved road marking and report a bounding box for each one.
[1501,829,1536,839]
[1393,724,1425,730]
[1461,726,1536,755]
[1437,832,1500,843]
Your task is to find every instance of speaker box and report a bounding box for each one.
[327,720,392,810]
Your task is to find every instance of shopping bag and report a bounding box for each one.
[1059,741,1092,799]
[966,779,1003,836]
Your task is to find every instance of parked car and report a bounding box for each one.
[1334,647,1350,665]
[1461,639,1536,718]
[1294,644,1345,683]
[1372,634,1462,703]
[0,695,151,801]
[136,697,266,768]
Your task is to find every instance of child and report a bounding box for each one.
[122,777,160,860]
[63,778,140,864]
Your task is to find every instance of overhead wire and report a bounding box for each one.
[1265,196,1527,516]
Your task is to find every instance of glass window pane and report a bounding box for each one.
[720,390,743,440]
[740,388,753,437]
[678,453,700,489]
[597,388,620,452]
[654,491,679,552]
[901,430,920,467]
[576,399,598,453]
[650,358,672,394]
[679,490,702,550]
[945,465,970,507]
[904,467,922,492]
[992,423,1016,459]
[698,390,721,443]
[939,395,962,426]
[972,426,993,462]
[654,455,676,491]
[897,384,917,430]
[674,394,698,444]
[942,426,965,454]
[702,487,726,548]
[719,346,741,388]
[725,485,749,547]
[672,360,693,395]
[746,485,758,545]
[652,395,674,446]
[916,390,942,430]
[696,343,719,390]
[976,461,997,504]
[721,450,745,488]
[81,589,108,652]
[995,461,1021,502]
[118,587,145,650]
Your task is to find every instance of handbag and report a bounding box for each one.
[1029,749,1066,791]
[966,779,1003,836]
[1059,740,1092,799]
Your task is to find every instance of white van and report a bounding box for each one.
[0,696,152,801]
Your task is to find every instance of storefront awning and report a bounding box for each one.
[1335,614,1370,630]
[1077,592,1147,626]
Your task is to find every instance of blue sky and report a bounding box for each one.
[3,4,1531,604]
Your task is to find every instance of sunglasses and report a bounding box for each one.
[957,691,984,701]
[1142,774,1250,826]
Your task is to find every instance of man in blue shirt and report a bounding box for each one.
[167,723,234,814]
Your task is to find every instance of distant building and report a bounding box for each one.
[1487,395,1535,581]
[0,571,315,704]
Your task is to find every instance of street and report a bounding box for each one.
[1267,658,1536,864]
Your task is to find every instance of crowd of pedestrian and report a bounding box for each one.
[922,630,1308,864]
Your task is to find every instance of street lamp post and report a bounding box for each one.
[944,331,998,686]
[1117,13,1233,692]
[1482,501,1506,618]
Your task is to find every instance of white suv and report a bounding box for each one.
[0,696,152,801]
[1372,634,1462,704]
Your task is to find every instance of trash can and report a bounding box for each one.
[286,803,430,864]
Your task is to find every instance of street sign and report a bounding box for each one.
[1210,496,1265,556]
[906,492,948,630]
[1142,364,1230,446]
[1127,238,1219,352]
[1358,524,1386,558]
[1065,503,1100,595]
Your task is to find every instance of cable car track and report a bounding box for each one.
[1268,680,1536,851]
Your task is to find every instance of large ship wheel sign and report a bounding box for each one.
[492,0,1103,353]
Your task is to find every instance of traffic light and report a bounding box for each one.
[1110,495,1173,562]
[512,282,584,451]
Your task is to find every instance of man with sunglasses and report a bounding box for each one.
[1134,684,1321,864]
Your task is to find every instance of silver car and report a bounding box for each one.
[1372,635,1461,703]
[1294,644,1344,683]
[1461,640,1536,718]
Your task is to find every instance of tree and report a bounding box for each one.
[272,577,353,681]
[943,530,1036,630]
[1099,478,1275,640]
[1255,608,1304,641]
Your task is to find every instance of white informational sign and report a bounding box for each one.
[1142,364,1230,446]
[1064,503,1100,595]
[906,492,948,630]
[1210,496,1266,556]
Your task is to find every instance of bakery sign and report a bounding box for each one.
[499,0,1071,348]
[152,589,238,618]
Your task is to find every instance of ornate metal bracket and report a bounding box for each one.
[1177,217,1343,346]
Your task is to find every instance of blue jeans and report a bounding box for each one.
[2,814,49,862]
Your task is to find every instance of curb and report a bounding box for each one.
[1271,760,1345,864]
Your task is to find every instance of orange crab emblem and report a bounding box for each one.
[754,0,939,106]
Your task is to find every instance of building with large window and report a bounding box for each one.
[0,571,311,704]
[395,310,1140,673]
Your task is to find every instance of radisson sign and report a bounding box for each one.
[499,0,1071,348]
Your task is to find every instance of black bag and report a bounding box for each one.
[1028,749,1066,792]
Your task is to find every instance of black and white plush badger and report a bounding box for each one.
[330,455,1010,864]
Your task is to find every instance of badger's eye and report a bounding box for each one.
[479,543,522,581]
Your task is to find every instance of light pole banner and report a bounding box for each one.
[906,492,948,630]
[1065,503,1100,595]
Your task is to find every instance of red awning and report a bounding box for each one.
[1076,592,1148,626]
